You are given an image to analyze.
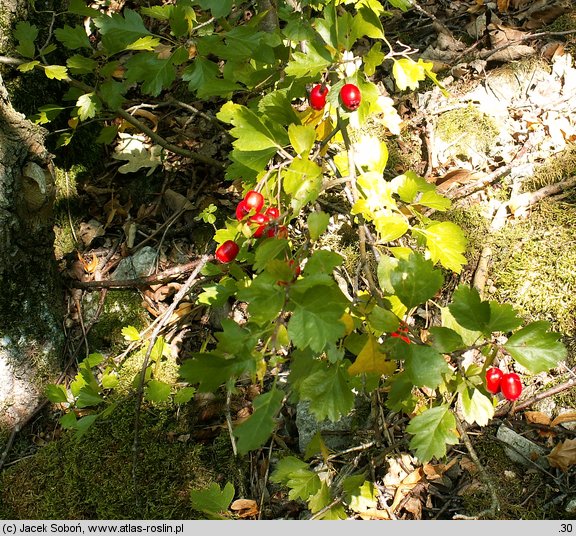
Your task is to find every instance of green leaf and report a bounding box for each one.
[364,42,385,77]
[460,388,494,427]
[418,190,452,211]
[32,104,65,125]
[288,124,316,156]
[124,51,179,97]
[66,54,98,74]
[373,213,409,242]
[76,386,104,408]
[288,285,347,353]
[68,0,101,17]
[101,371,118,390]
[253,238,290,272]
[235,387,284,455]
[94,9,151,55]
[487,302,523,333]
[145,380,171,403]
[150,336,166,362]
[14,21,39,43]
[404,345,450,389]
[448,285,490,333]
[174,386,196,405]
[428,326,465,353]
[307,211,330,242]
[309,483,347,519]
[122,325,140,341]
[441,306,483,347]
[59,411,78,430]
[17,61,40,73]
[504,321,567,373]
[392,57,427,91]
[302,249,344,275]
[73,414,99,439]
[190,482,235,520]
[270,456,321,501]
[388,0,412,11]
[377,255,399,295]
[406,405,459,463]
[351,6,384,41]
[99,80,127,110]
[217,101,287,151]
[343,477,378,513]
[419,221,468,274]
[46,384,68,404]
[237,273,286,325]
[385,372,416,413]
[195,0,233,18]
[368,306,400,334]
[76,93,100,121]
[55,25,92,50]
[299,361,355,422]
[390,253,444,309]
[182,58,241,99]
[44,65,69,80]
[179,353,255,393]
[126,36,161,51]
[284,43,331,78]
[283,158,323,213]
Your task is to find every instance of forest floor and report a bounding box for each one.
[2,0,576,521]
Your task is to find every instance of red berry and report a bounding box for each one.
[215,240,239,263]
[485,367,504,394]
[265,207,280,219]
[309,84,329,110]
[501,372,522,401]
[250,213,270,238]
[236,200,250,221]
[391,332,410,344]
[340,83,361,111]
[243,190,264,213]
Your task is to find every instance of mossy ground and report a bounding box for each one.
[0,401,243,520]
[459,429,570,520]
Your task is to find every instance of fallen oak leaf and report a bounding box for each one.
[551,412,576,428]
[547,438,576,472]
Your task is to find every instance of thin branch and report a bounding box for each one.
[131,255,211,505]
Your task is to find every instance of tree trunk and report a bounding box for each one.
[0,68,63,428]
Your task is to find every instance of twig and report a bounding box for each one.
[131,255,211,506]
[69,257,213,290]
[495,378,576,417]
[225,389,238,457]
[0,426,20,473]
[454,415,500,519]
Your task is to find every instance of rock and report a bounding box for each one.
[566,498,576,514]
[111,246,158,280]
[496,424,548,468]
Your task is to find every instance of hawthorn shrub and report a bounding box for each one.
[18,0,566,518]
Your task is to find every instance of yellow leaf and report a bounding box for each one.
[348,334,396,376]
[340,313,355,336]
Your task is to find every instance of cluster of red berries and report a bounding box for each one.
[485,367,523,401]
[309,83,362,112]
[215,190,286,264]
[390,321,410,344]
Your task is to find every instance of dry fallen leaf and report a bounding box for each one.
[525,411,551,426]
[547,438,576,472]
[230,498,259,518]
[551,412,576,428]
[390,467,424,512]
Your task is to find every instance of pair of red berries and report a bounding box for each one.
[485,367,523,401]
[309,83,362,112]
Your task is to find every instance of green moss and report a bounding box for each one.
[487,200,576,342]
[86,290,151,354]
[522,143,576,191]
[435,106,499,161]
[0,402,242,520]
